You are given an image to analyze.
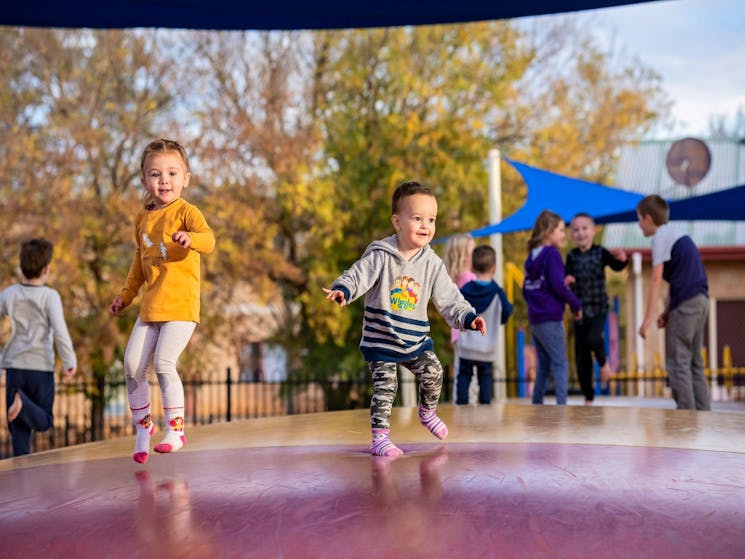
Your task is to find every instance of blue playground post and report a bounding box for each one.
[517,327,526,397]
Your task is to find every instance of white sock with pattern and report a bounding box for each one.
[131,404,154,464]
[154,408,186,453]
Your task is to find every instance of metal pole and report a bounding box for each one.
[226,367,232,422]
[708,297,718,398]
[488,150,506,402]
[632,252,645,396]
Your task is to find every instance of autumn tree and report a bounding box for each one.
[180,30,332,390]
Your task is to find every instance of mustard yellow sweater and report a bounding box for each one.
[119,198,215,323]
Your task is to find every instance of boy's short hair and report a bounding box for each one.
[472,245,496,274]
[20,238,53,279]
[637,195,669,226]
[571,212,594,225]
[391,181,434,214]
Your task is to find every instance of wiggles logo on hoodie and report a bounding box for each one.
[390,275,420,312]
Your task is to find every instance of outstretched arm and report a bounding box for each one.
[565,252,575,286]
[470,316,487,336]
[323,287,348,307]
[639,263,664,339]
[604,247,629,271]
[118,244,145,309]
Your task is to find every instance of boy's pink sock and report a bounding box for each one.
[418,404,448,440]
[154,410,186,454]
[131,405,154,464]
[371,428,403,456]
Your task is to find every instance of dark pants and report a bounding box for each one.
[456,358,493,405]
[6,368,55,456]
[574,314,607,402]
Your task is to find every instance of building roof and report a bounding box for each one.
[603,138,745,249]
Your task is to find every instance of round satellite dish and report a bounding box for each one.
[665,137,711,187]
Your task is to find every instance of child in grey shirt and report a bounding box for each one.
[324,181,485,456]
[1,238,76,456]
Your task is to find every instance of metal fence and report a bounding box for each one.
[2,366,744,458]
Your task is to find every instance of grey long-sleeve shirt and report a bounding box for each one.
[0,284,77,372]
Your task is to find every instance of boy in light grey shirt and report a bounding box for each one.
[637,195,710,410]
[1,238,77,455]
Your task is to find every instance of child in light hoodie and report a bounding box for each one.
[324,181,485,456]
[457,245,513,405]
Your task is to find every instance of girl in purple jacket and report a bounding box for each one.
[522,210,582,405]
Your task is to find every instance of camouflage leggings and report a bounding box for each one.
[369,350,443,430]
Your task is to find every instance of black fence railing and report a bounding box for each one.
[0,367,381,459]
[2,366,743,458]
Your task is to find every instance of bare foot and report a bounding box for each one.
[8,392,22,422]
[584,400,594,406]
[600,363,612,384]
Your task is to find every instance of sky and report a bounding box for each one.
[539,0,745,138]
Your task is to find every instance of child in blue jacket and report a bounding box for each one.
[457,245,513,404]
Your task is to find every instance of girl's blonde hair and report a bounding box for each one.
[443,233,473,281]
[527,210,563,250]
[139,139,191,209]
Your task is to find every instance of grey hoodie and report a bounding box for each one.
[331,235,477,363]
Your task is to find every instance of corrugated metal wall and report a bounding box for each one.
[603,138,745,248]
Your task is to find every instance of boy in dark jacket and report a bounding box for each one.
[566,213,628,404]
